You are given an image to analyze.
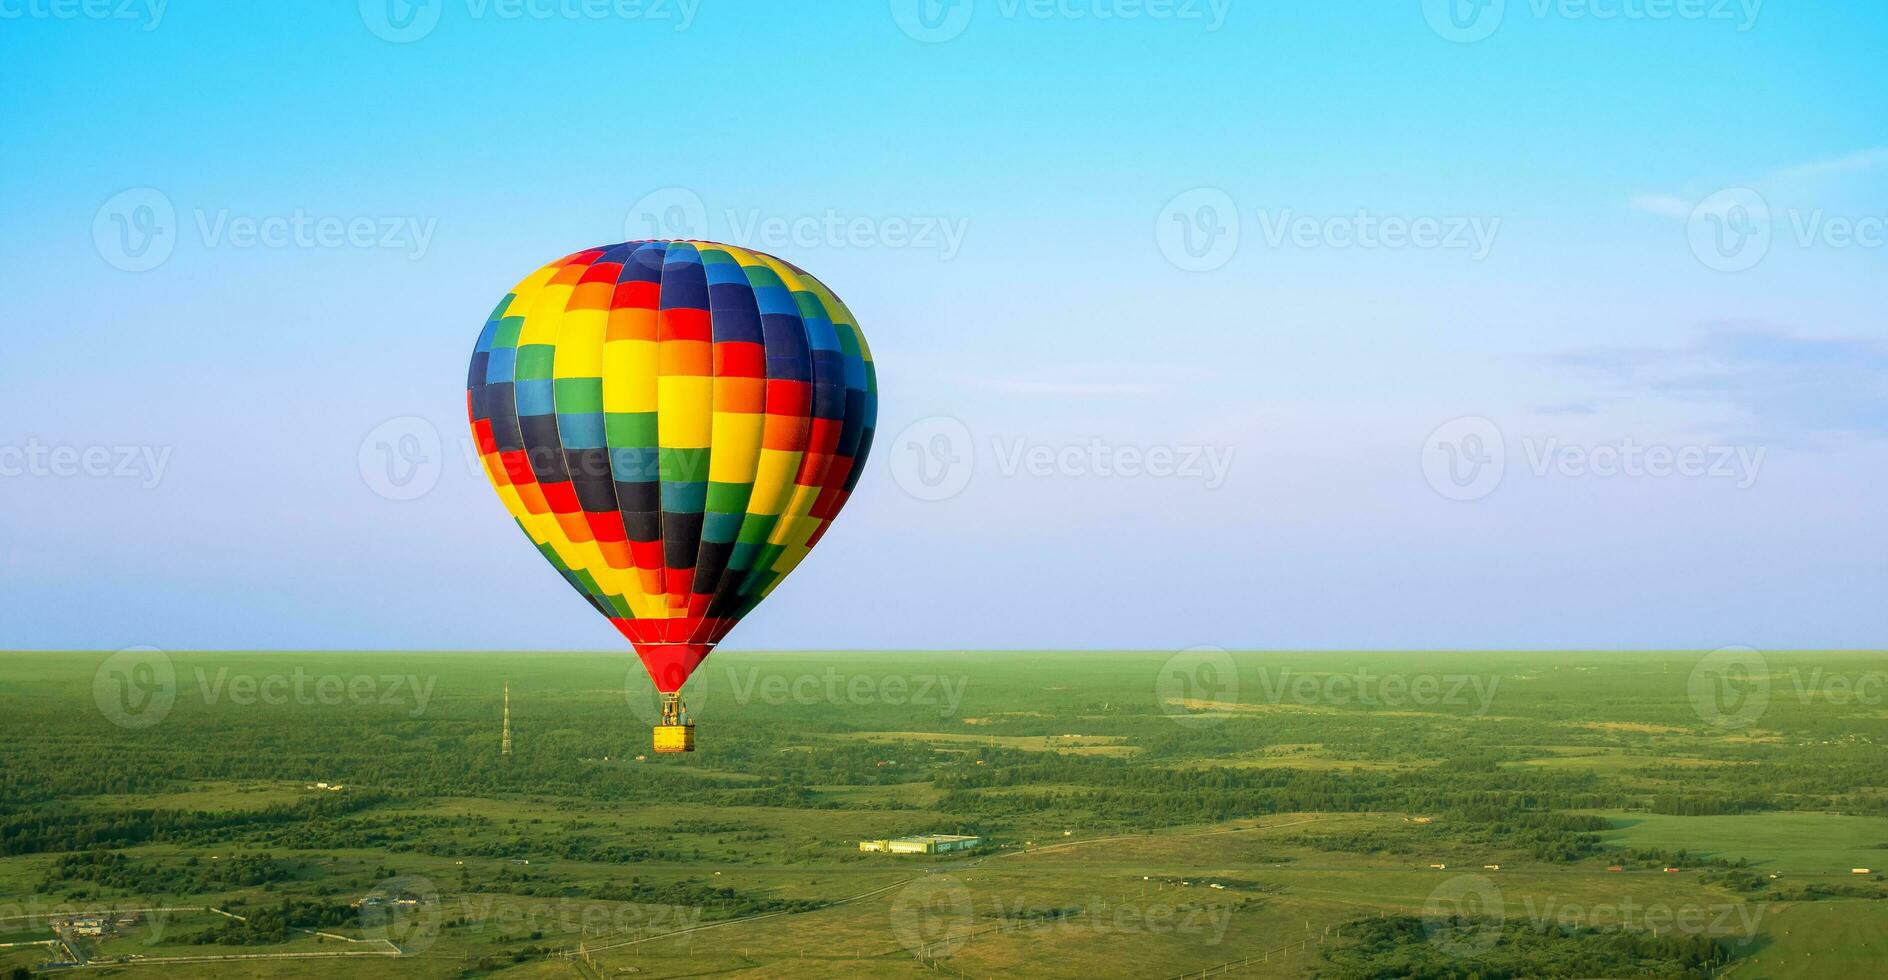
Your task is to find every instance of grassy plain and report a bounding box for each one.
[0,649,1883,978]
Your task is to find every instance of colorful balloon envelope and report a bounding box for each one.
[466,241,876,750]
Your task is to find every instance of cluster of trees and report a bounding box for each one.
[1613,847,1742,871]
[217,810,468,852]
[40,850,293,895]
[443,861,823,920]
[0,792,386,856]
[465,945,555,972]
[446,833,684,864]
[1322,915,1739,979]
[1647,795,1775,816]
[1766,880,1887,902]
[1699,869,1769,892]
[934,752,1626,854]
[582,877,826,919]
[1271,811,1603,864]
[183,898,357,946]
[1436,808,1607,862]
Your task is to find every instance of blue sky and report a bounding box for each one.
[2,1,1884,651]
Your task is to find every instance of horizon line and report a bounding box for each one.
[4,647,1881,655]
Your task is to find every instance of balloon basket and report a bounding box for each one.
[654,691,693,752]
[653,724,695,753]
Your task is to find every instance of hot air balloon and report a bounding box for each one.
[466,240,876,752]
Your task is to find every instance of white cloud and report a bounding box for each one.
[1628,146,1888,220]
[1552,324,1888,445]
[1627,194,1695,219]
[1771,147,1888,182]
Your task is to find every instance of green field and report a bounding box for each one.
[1592,811,1888,871]
[0,649,1883,978]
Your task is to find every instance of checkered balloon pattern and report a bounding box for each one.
[467,241,877,693]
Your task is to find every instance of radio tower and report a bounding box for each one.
[501,680,512,757]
